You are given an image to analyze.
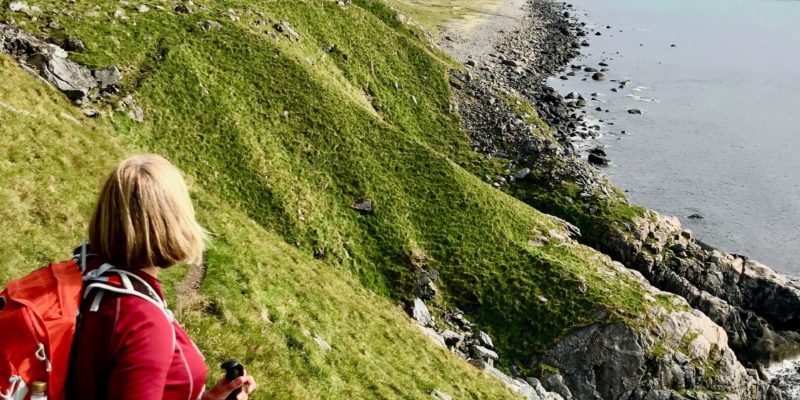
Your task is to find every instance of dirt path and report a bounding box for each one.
[175,261,207,310]
[438,0,529,62]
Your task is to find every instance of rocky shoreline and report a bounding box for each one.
[443,0,800,397]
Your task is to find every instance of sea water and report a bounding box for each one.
[549,0,800,276]
[546,0,800,386]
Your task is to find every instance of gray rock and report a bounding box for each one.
[411,298,434,327]
[62,37,85,53]
[587,153,609,166]
[628,109,643,115]
[274,20,301,41]
[644,390,673,400]
[8,2,29,12]
[514,167,531,180]
[477,330,494,349]
[128,106,144,123]
[416,275,437,300]
[440,329,462,347]
[28,50,96,101]
[1,24,97,101]
[202,20,223,31]
[541,372,573,399]
[93,66,121,92]
[591,72,605,81]
[533,323,644,400]
[350,197,373,214]
[174,3,193,14]
[431,390,452,400]
[313,334,331,351]
[502,59,524,67]
[471,344,499,364]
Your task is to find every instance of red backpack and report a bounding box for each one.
[0,245,171,400]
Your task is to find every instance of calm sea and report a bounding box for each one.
[546,0,800,386]
[549,0,800,277]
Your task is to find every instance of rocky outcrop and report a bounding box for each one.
[0,23,96,101]
[405,269,568,400]
[0,23,123,103]
[604,211,800,364]
[531,261,778,400]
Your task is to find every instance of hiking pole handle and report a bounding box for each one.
[221,359,245,400]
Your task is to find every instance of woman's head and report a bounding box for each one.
[89,155,206,269]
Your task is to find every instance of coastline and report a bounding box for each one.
[441,0,800,396]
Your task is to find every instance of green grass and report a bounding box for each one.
[384,0,503,35]
[0,54,522,399]
[0,0,701,396]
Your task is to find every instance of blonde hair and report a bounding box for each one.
[89,155,206,269]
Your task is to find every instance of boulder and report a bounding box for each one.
[62,37,85,53]
[416,275,437,300]
[127,106,144,123]
[312,334,331,351]
[418,325,446,348]
[471,345,499,364]
[587,153,609,166]
[591,72,605,81]
[514,167,531,180]
[0,23,97,101]
[27,47,96,101]
[93,66,122,92]
[8,2,29,12]
[533,323,645,400]
[477,330,494,349]
[541,372,573,399]
[411,298,434,327]
[440,330,462,348]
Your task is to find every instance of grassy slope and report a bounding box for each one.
[387,0,502,35]
[0,55,521,399]
[1,0,659,394]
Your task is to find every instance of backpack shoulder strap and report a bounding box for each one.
[71,241,96,274]
[82,265,176,349]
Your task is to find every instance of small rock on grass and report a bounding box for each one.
[312,334,331,351]
[201,20,222,31]
[431,390,452,400]
[93,66,122,92]
[350,197,373,214]
[174,3,193,14]
[8,2,30,12]
[62,37,85,52]
[128,106,144,123]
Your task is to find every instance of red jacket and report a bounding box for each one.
[67,264,207,400]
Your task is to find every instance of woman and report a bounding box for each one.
[67,155,257,400]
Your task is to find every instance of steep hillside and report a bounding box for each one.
[0,0,781,398]
[0,54,526,399]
